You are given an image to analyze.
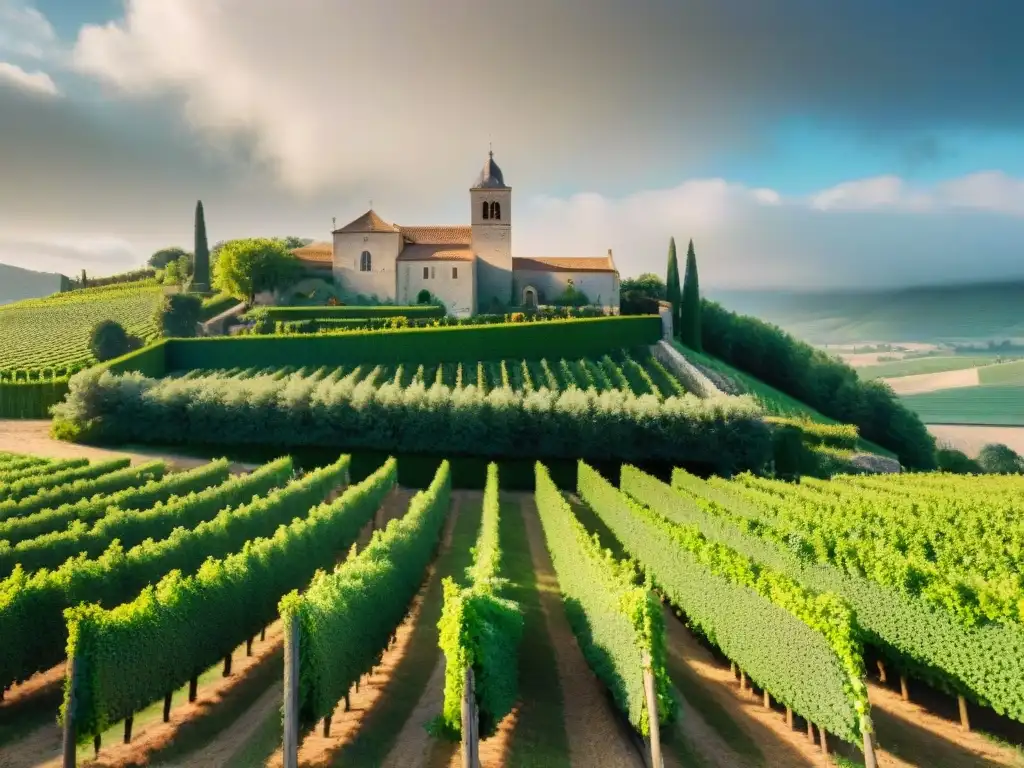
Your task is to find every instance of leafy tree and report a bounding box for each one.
[154,294,202,338]
[149,247,190,270]
[936,447,982,474]
[977,443,1023,474]
[281,236,314,250]
[679,239,702,351]
[620,273,666,299]
[550,283,590,308]
[193,200,211,291]
[213,238,302,302]
[665,238,681,336]
[416,289,432,304]
[89,320,140,362]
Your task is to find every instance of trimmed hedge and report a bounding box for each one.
[589,463,871,745]
[64,455,389,740]
[163,316,662,370]
[199,293,239,322]
[51,366,770,472]
[281,459,448,726]
[535,462,675,735]
[0,379,70,418]
[262,305,446,321]
[437,464,522,738]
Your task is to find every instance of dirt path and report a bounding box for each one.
[268,497,462,768]
[183,681,284,768]
[520,496,644,768]
[0,420,256,472]
[883,368,979,395]
[868,682,1024,768]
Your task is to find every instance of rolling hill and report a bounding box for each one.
[0,263,66,306]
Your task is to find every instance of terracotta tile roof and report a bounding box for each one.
[290,241,334,264]
[333,209,399,234]
[513,255,617,273]
[398,225,472,245]
[397,245,476,262]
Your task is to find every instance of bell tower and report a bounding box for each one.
[471,149,512,312]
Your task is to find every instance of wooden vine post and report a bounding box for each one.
[283,617,300,768]
[642,652,664,768]
[61,655,78,768]
[461,665,480,768]
[958,695,971,731]
[863,726,879,768]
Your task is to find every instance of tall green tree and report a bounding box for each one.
[149,246,190,270]
[679,238,702,351]
[665,237,681,336]
[192,200,211,291]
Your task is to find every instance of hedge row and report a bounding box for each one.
[437,463,522,738]
[0,458,283,576]
[0,455,349,690]
[688,472,1024,720]
[0,379,70,418]
[535,462,675,736]
[591,463,870,745]
[764,417,859,450]
[281,460,449,726]
[0,458,131,505]
[199,293,239,321]
[0,459,232,546]
[0,459,145,522]
[52,368,770,472]
[163,316,662,370]
[0,457,86,485]
[0,453,51,471]
[64,455,393,740]
[261,305,446,321]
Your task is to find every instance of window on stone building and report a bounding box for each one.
[481,201,489,220]
[359,251,371,272]
[431,266,436,279]
[452,267,458,279]
[423,266,429,279]
[490,201,501,220]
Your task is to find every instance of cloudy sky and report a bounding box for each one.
[0,0,1022,289]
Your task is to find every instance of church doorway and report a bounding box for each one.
[523,286,538,308]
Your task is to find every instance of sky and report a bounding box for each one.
[0,0,1022,289]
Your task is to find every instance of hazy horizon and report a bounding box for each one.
[1,0,1022,290]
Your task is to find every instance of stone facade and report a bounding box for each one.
[292,152,620,315]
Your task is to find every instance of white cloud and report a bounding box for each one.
[0,233,141,275]
[0,0,57,59]
[809,171,1024,216]
[0,61,58,96]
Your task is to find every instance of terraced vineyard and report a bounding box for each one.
[0,282,164,372]
[164,347,690,399]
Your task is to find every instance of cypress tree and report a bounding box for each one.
[665,237,681,337]
[192,200,210,292]
[680,238,702,351]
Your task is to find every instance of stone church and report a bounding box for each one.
[292,151,620,316]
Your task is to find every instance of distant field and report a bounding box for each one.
[860,356,1001,380]
[900,384,1024,426]
[978,359,1024,386]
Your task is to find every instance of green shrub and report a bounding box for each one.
[437,464,522,738]
[198,292,238,321]
[977,443,1023,474]
[0,378,70,419]
[89,320,140,362]
[935,447,982,474]
[154,293,202,338]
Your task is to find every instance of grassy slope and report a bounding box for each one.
[673,342,897,459]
